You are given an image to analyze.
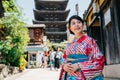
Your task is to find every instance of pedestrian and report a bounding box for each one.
[40,54,46,68]
[59,15,105,80]
[54,47,63,70]
[49,46,56,70]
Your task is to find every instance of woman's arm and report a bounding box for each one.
[78,39,105,70]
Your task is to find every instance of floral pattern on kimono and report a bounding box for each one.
[59,35,105,80]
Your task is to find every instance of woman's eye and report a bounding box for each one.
[71,22,75,25]
[78,21,81,23]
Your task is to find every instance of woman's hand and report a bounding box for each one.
[70,63,80,72]
[63,63,73,73]
[63,63,80,75]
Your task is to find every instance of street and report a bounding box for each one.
[5,68,60,80]
[4,68,120,80]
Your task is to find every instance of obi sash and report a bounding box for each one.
[67,54,88,64]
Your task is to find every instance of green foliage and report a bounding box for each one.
[19,55,27,71]
[0,14,30,66]
[0,0,30,66]
[2,0,18,12]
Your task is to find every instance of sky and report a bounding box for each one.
[16,0,91,25]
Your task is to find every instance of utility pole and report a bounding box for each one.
[75,4,79,15]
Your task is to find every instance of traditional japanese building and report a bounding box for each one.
[83,0,120,78]
[26,24,46,68]
[33,0,70,43]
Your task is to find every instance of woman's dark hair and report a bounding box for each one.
[52,46,56,51]
[68,15,84,34]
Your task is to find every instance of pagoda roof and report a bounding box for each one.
[34,0,68,10]
[33,9,70,21]
[26,24,46,28]
[33,20,68,24]
[34,9,70,14]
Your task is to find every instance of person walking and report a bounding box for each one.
[40,54,46,68]
[59,15,105,80]
[54,47,63,70]
[49,46,56,70]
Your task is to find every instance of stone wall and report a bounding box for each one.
[103,64,120,78]
[0,64,20,80]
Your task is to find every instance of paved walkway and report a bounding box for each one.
[5,68,60,80]
[5,68,120,80]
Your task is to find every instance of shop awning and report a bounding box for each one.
[26,45,44,51]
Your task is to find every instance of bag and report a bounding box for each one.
[54,52,60,59]
[42,56,44,63]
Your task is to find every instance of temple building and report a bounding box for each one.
[26,24,46,68]
[33,0,70,43]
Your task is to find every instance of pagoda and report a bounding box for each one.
[33,0,70,43]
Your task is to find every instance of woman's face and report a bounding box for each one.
[70,19,83,35]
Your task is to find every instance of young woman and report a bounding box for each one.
[59,15,105,80]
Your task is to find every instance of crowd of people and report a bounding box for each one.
[40,46,63,71]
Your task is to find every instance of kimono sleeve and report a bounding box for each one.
[60,51,67,65]
[78,38,105,70]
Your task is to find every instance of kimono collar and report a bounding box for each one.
[72,35,87,44]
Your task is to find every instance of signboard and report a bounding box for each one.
[43,36,47,42]
[104,8,111,26]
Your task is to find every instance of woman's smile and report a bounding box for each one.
[74,27,81,30]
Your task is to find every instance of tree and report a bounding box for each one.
[0,0,30,66]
